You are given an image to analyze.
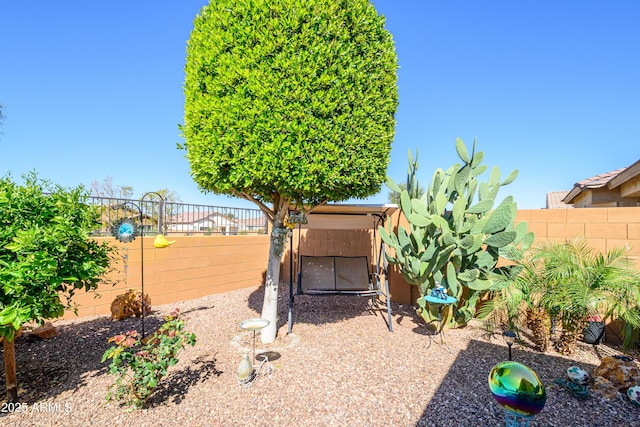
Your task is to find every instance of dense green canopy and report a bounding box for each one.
[181,0,398,211]
[0,173,114,342]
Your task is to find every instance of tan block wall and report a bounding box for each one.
[63,235,270,319]
[63,207,640,320]
[520,207,640,266]
[368,207,640,306]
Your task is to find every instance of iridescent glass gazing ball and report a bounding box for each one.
[488,361,547,416]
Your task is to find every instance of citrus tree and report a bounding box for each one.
[181,0,398,342]
[0,173,115,401]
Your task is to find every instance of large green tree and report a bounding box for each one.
[181,0,398,342]
[0,173,115,401]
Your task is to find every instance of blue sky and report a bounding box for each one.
[1,1,638,209]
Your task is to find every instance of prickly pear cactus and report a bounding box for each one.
[380,138,534,325]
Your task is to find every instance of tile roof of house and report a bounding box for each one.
[546,191,573,208]
[574,167,628,189]
[563,160,640,204]
[169,211,236,224]
[608,159,640,190]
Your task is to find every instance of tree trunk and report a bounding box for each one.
[260,216,287,344]
[3,337,18,402]
[526,307,550,352]
[557,317,588,355]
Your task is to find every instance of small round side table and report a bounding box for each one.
[423,295,457,350]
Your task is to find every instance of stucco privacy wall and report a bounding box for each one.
[516,207,640,265]
[63,235,270,319]
[386,207,640,305]
[63,207,640,319]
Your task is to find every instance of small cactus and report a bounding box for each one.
[380,138,533,325]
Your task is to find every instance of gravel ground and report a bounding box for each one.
[2,283,639,427]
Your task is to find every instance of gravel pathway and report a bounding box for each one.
[2,284,639,426]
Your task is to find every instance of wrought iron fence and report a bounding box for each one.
[86,195,268,236]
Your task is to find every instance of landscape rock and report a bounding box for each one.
[30,322,58,339]
[591,376,619,399]
[110,289,151,320]
[592,356,640,390]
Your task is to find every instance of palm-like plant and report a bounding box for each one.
[537,239,640,354]
[520,258,553,352]
[482,251,551,352]
[484,239,640,354]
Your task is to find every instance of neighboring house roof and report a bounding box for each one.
[563,159,640,204]
[169,211,237,225]
[546,191,573,209]
[608,159,640,191]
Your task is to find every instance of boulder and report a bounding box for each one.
[30,322,58,339]
[110,289,151,320]
[592,356,640,390]
[591,376,619,400]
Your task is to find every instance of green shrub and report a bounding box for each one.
[102,309,196,408]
